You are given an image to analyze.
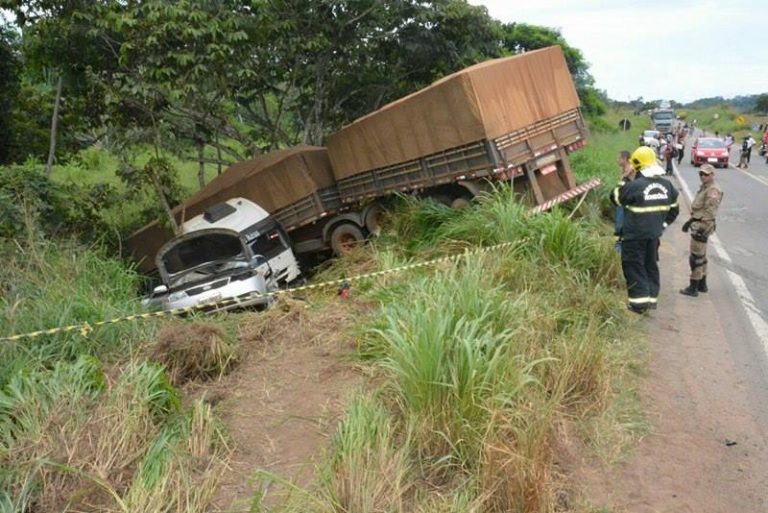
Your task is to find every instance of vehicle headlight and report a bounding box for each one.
[168,291,187,302]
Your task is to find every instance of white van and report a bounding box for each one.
[145,198,301,313]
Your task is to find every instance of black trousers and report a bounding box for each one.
[621,238,660,308]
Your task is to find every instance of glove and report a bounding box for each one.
[682,218,693,233]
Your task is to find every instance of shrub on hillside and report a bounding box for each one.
[0,164,118,243]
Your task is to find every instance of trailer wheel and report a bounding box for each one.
[330,223,365,256]
[450,196,472,209]
[364,203,389,236]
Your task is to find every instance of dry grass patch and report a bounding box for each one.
[151,322,237,385]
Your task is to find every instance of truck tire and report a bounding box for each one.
[330,223,365,256]
[364,203,389,236]
[450,196,472,209]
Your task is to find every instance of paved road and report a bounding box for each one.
[674,129,768,368]
[584,133,768,512]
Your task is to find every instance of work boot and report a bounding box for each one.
[680,279,700,297]
[697,276,708,293]
[627,303,648,315]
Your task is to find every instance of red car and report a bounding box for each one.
[690,138,730,168]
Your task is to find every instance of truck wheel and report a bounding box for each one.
[330,223,365,256]
[364,203,389,236]
[450,196,472,209]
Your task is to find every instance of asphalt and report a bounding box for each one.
[673,130,768,372]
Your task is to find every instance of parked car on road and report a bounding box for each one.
[639,129,661,150]
[690,137,729,168]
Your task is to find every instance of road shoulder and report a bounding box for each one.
[576,178,768,512]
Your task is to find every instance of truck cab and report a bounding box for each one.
[145,198,301,312]
[651,109,675,135]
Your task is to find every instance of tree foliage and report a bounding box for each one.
[755,94,768,115]
[0,23,21,164]
[2,0,609,235]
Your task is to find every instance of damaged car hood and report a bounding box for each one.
[156,228,251,286]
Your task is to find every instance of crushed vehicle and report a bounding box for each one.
[142,198,300,312]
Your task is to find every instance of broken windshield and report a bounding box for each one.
[161,232,245,275]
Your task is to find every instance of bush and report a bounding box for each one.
[0,164,118,243]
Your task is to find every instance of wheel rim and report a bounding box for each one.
[338,233,359,253]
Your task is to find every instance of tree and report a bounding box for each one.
[755,94,768,115]
[0,23,21,165]
[2,0,113,167]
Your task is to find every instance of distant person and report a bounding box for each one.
[676,128,688,165]
[738,137,750,168]
[614,150,635,252]
[610,146,680,313]
[745,134,756,163]
[680,164,723,297]
[663,139,675,175]
[724,133,734,153]
[762,130,768,162]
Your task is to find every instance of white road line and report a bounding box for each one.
[736,168,768,188]
[674,164,768,355]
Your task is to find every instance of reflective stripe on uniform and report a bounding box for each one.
[628,296,653,305]
[626,205,673,213]
[612,187,621,204]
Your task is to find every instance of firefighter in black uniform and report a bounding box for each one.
[611,146,680,313]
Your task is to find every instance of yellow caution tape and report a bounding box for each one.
[1,241,520,343]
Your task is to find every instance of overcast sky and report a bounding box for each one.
[468,0,766,104]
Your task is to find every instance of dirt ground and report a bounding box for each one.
[202,297,368,512]
[572,198,768,512]
[199,204,768,513]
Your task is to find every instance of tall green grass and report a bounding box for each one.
[257,144,646,511]
[0,236,154,382]
[0,230,229,512]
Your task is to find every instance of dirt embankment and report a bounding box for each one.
[195,298,368,512]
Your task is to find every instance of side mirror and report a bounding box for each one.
[152,284,168,297]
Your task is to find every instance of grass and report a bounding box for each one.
[0,227,230,512]
[1,125,649,512]
[0,235,153,380]
[251,133,648,511]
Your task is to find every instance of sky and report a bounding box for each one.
[468,0,767,104]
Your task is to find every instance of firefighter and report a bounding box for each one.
[680,164,723,296]
[611,146,680,313]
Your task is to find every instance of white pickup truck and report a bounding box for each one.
[143,198,301,313]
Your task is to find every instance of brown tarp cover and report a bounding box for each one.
[326,46,580,180]
[126,145,334,272]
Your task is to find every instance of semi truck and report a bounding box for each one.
[651,108,676,135]
[127,45,599,283]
